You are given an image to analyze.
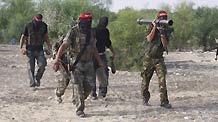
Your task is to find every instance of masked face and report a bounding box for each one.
[32,20,42,31]
[98,16,108,28]
[78,18,92,33]
[158,16,167,20]
[33,15,43,30]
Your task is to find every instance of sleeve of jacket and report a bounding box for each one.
[23,23,29,37]
[105,28,112,48]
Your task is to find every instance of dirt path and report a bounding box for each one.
[0,45,218,122]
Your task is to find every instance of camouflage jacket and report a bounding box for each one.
[144,25,172,58]
[63,25,96,62]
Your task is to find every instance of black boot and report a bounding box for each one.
[30,82,36,87]
[91,85,97,100]
[160,102,172,109]
[99,86,107,98]
[35,79,40,87]
[76,110,85,117]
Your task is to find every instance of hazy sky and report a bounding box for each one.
[110,0,218,12]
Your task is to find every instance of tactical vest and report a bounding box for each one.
[69,26,96,59]
[25,21,47,51]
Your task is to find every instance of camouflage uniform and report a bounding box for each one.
[64,25,96,113]
[53,36,71,99]
[24,20,48,87]
[141,24,172,106]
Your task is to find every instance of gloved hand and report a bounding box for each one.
[52,59,59,72]
[19,48,26,55]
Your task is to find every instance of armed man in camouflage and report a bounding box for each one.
[19,14,52,87]
[52,13,104,117]
[141,11,172,109]
[52,35,71,103]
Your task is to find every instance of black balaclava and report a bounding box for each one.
[33,14,43,30]
[98,16,108,28]
[78,13,92,34]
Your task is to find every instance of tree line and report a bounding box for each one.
[1,0,218,70]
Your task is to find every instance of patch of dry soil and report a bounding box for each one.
[0,45,218,122]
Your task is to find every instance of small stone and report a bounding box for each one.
[48,96,53,100]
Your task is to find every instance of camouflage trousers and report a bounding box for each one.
[72,61,95,112]
[140,56,169,104]
[91,54,109,97]
[55,62,70,97]
[26,50,47,86]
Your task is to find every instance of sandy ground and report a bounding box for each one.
[0,44,218,122]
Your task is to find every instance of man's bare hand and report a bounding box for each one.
[152,19,156,28]
[52,59,59,72]
[20,48,26,55]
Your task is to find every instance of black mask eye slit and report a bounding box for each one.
[78,18,92,33]
[158,16,168,20]
[79,19,92,25]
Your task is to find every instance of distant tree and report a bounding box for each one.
[0,0,35,43]
[170,0,195,50]
[193,7,218,51]
[36,0,114,41]
[109,8,157,70]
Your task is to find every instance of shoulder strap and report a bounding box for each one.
[71,30,91,71]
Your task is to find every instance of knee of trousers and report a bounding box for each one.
[38,62,47,69]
